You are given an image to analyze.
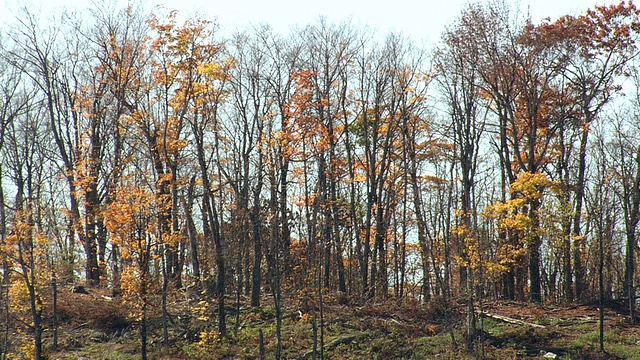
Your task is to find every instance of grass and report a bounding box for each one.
[5,287,640,359]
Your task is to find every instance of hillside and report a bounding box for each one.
[18,287,637,359]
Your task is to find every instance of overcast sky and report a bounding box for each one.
[3,0,605,44]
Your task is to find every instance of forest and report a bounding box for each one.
[1,0,640,359]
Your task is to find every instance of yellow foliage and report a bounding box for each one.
[165,139,188,154]
[486,261,509,275]
[194,299,210,322]
[197,62,223,78]
[480,171,561,276]
[197,330,221,349]
[6,340,34,360]
[510,171,560,200]
[499,213,532,232]
[483,171,558,236]
[8,280,41,316]
[165,232,186,247]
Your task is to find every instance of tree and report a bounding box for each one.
[148,11,233,337]
[7,9,107,285]
[80,2,149,287]
[301,19,356,294]
[103,178,157,360]
[458,1,572,302]
[535,0,640,302]
[587,125,619,353]
[436,8,489,350]
[1,78,49,360]
[609,72,640,322]
[255,27,302,358]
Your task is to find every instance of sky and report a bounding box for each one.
[165,0,600,43]
[3,0,605,44]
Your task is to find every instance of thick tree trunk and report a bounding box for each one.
[83,239,100,286]
[85,117,102,285]
[28,285,43,360]
[503,270,515,301]
[84,165,101,286]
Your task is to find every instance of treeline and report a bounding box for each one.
[1,1,640,358]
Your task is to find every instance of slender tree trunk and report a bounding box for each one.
[599,214,605,353]
[266,177,283,358]
[184,198,200,287]
[215,226,227,337]
[573,125,590,301]
[251,215,263,307]
[562,228,572,302]
[161,251,170,346]
[625,229,636,321]
[342,108,363,296]
[250,168,264,307]
[529,198,542,303]
[259,329,265,360]
[23,266,43,360]
[622,144,640,323]
[2,283,8,360]
[558,123,574,303]
[0,178,8,360]
[466,280,476,353]
[235,219,246,336]
[140,305,148,360]
[52,272,58,350]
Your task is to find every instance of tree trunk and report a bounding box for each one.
[251,217,263,307]
[573,124,590,301]
[625,229,635,322]
[529,198,542,303]
[623,146,640,323]
[250,176,263,307]
[184,204,200,287]
[83,239,100,286]
[140,308,148,360]
[52,274,58,350]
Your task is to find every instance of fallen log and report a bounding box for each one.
[479,312,546,329]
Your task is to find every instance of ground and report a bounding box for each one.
[22,288,640,359]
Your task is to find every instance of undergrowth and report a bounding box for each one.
[2,286,636,360]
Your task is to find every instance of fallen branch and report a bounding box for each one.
[72,322,90,330]
[479,312,546,329]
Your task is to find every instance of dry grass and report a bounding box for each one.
[6,286,640,359]
[43,286,130,334]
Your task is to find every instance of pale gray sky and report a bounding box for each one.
[3,0,604,44]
